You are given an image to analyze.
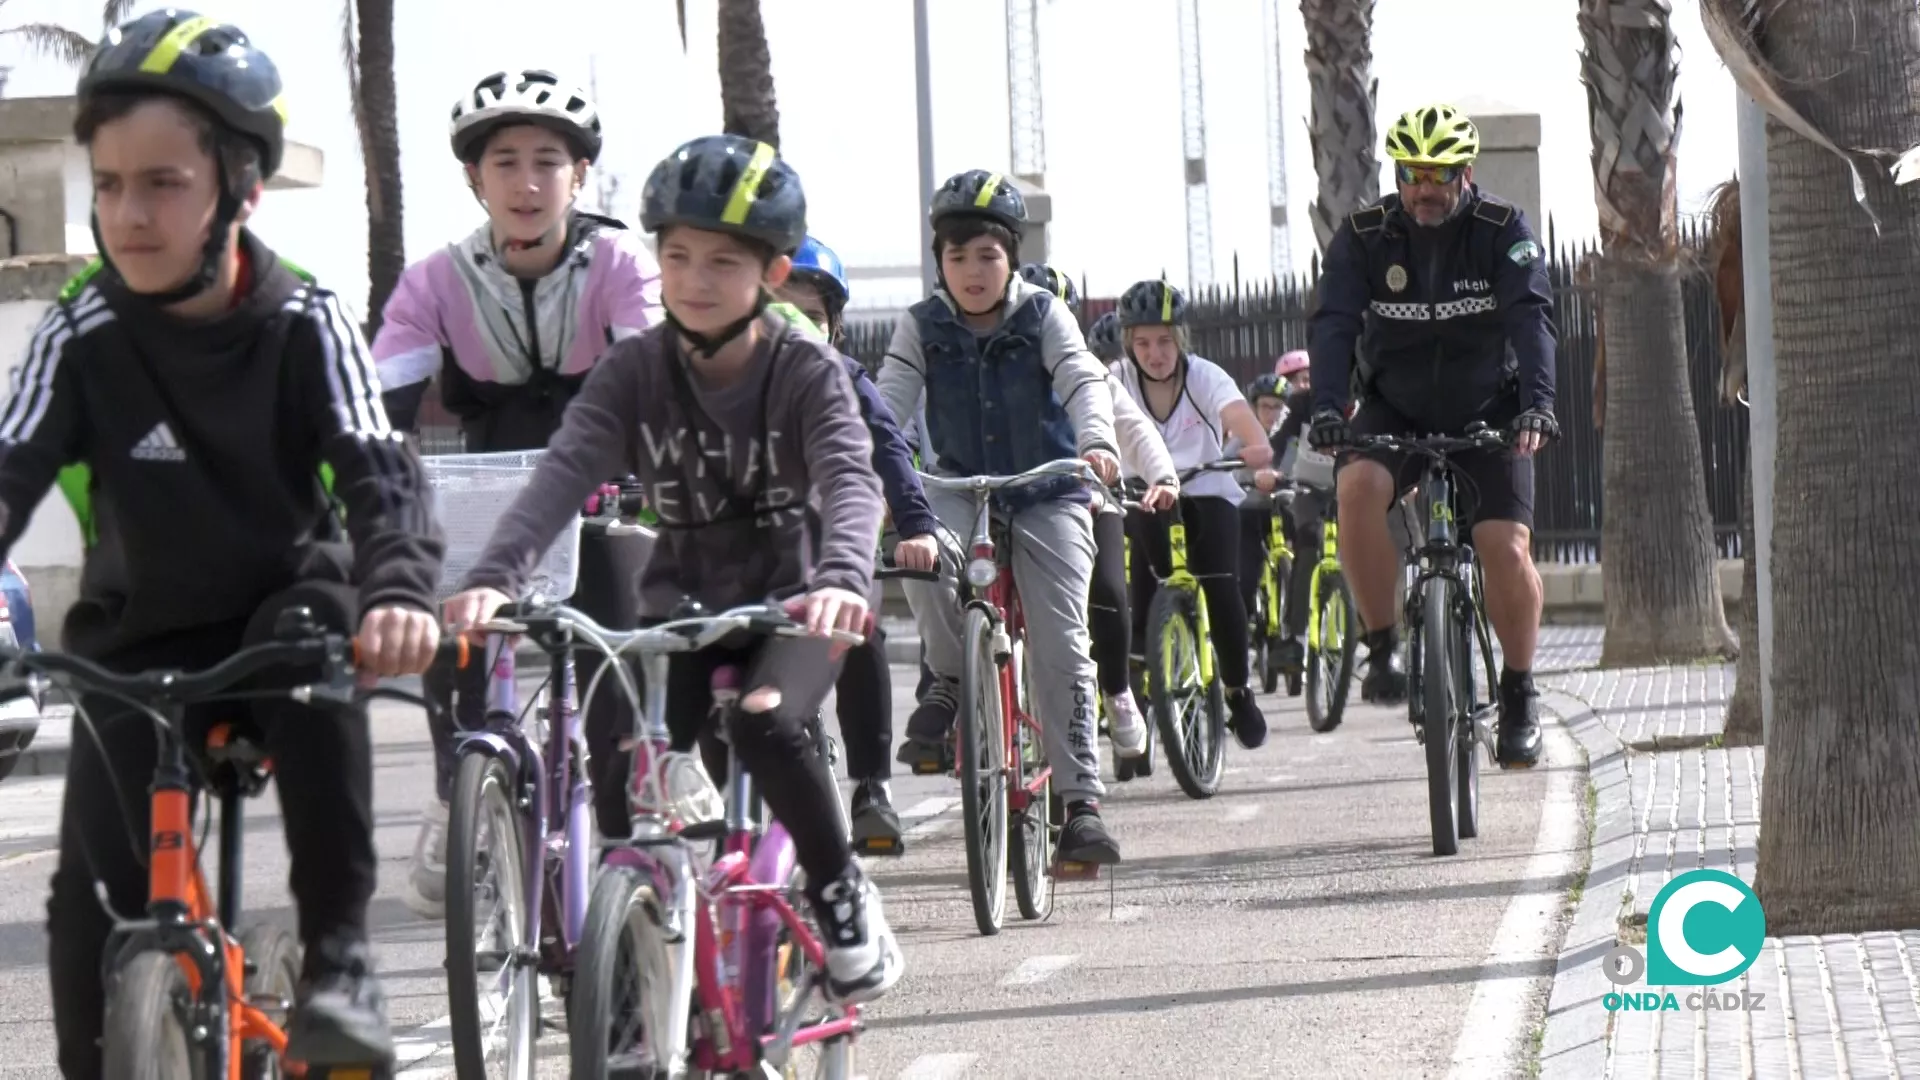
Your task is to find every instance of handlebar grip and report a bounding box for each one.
[875,566,940,582]
[351,633,472,671]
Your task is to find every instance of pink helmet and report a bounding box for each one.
[1276,350,1310,378]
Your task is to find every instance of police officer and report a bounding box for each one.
[1303,103,1560,768]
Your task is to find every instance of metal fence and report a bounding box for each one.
[841,221,1749,564]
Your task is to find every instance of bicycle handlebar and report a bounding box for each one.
[915,457,1097,494]
[1346,426,1510,457]
[483,600,866,656]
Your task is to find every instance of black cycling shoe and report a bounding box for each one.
[850,780,904,855]
[285,934,394,1067]
[895,678,957,771]
[1056,800,1121,864]
[1275,637,1307,675]
[1495,668,1543,769]
[1225,687,1268,749]
[1360,631,1409,705]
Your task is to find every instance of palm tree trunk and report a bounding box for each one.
[1747,0,1920,934]
[353,0,404,336]
[717,0,780,148]
[1581,0,1734,666]
[1299,0,1378,251]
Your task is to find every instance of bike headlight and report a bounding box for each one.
[966,558,999,589]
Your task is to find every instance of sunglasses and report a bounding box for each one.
[1396,163,1464,186]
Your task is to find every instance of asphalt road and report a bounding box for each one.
[0,664,1563,1079]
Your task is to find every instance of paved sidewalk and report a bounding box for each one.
[1537,662,1920,1078]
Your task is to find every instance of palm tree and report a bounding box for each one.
[0,0,135,66]
[1703,177,1761,745]
[1702,0,1920,933]
[1299,0,1378,251]
[676,0,782,148]
[340,0,404,336]
[1578,0,1735,666]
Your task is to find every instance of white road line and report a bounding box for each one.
[1105,904,1145,923]
[1445,720,1584,1078]
[1264,772,1298,783]
[999,953,1078,987]
[897,1052,980,1080]
[900,795,959,822]
[1223,802,1262,824]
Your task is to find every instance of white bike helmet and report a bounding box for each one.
[450,69,602,164]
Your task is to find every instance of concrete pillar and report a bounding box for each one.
[0,96,324,257]
[1008,175,1052,264]
[1453,96,1543,230]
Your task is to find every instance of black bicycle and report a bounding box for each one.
[1349,425,1505,857]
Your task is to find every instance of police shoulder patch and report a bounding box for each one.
[1507,240,1542,266]
[1349,206,1387,234]
[1472,199,1515,227]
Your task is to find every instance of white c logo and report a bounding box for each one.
[1656,879,1750,978]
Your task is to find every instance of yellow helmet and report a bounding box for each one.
[1384,104,1480,166]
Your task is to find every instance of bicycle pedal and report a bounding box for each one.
[1054,859,1103,882]
[910,760,946,776]
[854,835,905,856]
[302,1066,393,1080]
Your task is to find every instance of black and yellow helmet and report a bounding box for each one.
[79,9,288,178]
[1117,280,1186,328]
[1018,263,1080,313]
[640,134,808,253]
[1384,104,1480,167]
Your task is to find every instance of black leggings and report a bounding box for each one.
[1237,504,1274,621]
[1283,491,1326,640]
[1127,495,1250,688]
[425,523,649,811]
[50,581,375,1080]
[834,579,892,783]
[1088,510,1132,697]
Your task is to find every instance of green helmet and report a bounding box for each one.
[1384,104,1479,166]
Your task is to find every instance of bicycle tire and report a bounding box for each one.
[1147,587,1227,800]
[570,865,676,1079]
[238,924,300,1080]
[1305,572,1357,733]
[1009,638,1054,920]
[957,606,1009,935]
[1454,594,1482,841]
[447,751,539,1078]
[1422,578,1461,857]
[102,950,196,1080]
[1251,586,1277,695]
[1268,556,1292,694]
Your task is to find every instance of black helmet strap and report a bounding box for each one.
[93,155,246,306]
[668,287,771,359]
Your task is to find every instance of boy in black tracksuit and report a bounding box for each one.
[0,12,445,1075]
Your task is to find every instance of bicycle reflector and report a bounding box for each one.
[966,541,998,589]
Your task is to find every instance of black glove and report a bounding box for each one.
[1306,409,1352,451]
[1512,407,1561,444]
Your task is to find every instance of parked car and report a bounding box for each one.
[0,561,43,781]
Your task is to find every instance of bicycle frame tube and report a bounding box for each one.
[541,652,590,957]
[1163,520,1216,685]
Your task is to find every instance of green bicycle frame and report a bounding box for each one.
[1305,515,1344,649]
[1165,521,1217,685]
[1259,511,1290,638]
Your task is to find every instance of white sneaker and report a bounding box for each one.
[1106,692,1149,758]
[403,798,449,920]
[810,863,904,1004]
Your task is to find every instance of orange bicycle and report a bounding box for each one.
[0,608,466,1079]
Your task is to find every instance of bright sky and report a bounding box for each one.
[0,0,1742,319]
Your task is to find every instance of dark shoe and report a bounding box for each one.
[1057,800,1121,864]
[1225,687,1268,749]
[1495,668,1542,768]
[285,934,394,1066]
[1360,631,1409,705]
[1275,637,1306,675]
[850,780,904,855]
[895,677,957,769]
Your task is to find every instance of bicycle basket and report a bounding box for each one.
[422,450,582,602]
[1294,447,1337,491]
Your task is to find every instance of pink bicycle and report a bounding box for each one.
[489,600,867,1078]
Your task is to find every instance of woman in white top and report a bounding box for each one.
[1110,280,1275,747]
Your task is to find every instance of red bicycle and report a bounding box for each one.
[915,458,1101,937]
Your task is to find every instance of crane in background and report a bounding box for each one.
[1176,0,1213,289]
[1263,0,1293,278]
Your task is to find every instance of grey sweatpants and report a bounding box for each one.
[903,488,1106,803]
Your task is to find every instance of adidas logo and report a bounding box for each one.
[130,422,186,462]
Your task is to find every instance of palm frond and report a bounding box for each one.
[0,23,98,66]
[675,0,688,50]
[99,0,136,32]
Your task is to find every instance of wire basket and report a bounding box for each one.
[423,450,580,602]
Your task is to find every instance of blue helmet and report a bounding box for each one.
[790,235,850,312]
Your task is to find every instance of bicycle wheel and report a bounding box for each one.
[753,864,859,1080]
[446,751,539,1078]
[570,864,678,1079]
[238,924,300,1079]
[101,950,194,1080]
[1305,571,1357,733]
[1009,640,1054,920]
[1454,595,1482,841]
[1421,578,1461,857]
[1251,585,1276,695]
[1147,587,1227,800]
[956,606,1009,935]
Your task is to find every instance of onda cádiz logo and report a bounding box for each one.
[1602,869,1768,1013]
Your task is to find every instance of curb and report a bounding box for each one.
[1535,685,1639,1079]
